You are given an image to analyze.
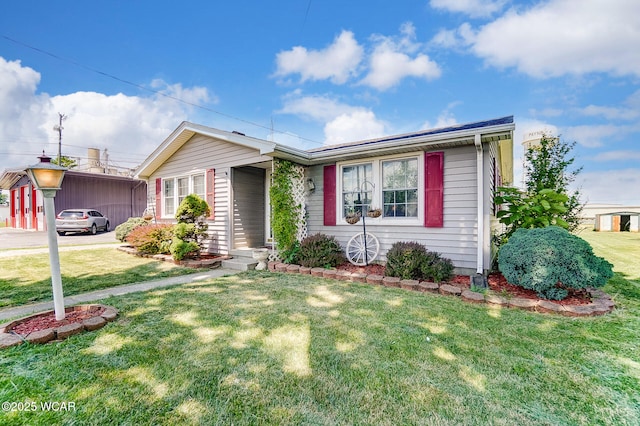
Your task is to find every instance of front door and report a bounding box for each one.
[231,167,266,249]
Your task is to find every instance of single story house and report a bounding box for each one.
[134,116,515,275]
[0,168,147,231]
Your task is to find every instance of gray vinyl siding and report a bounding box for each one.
[147,134,271,254]
[306,145,479,270]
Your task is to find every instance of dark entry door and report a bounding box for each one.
[232,167,266,249]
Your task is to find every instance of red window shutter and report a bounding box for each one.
[424,152,444,227]
[323,165,337,226]
[155,178,162,219]
[206,168,215,219]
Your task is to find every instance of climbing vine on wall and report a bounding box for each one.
[269,159,304,261]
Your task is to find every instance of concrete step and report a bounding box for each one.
[222,257,258,271]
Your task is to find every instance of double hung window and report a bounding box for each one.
[162,173,205,216]
[339,154,421,223]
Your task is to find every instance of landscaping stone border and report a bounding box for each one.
[267,261,614,317]
[0,304,119,349]
[117,246,226,268]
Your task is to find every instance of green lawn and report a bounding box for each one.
[577,228,640,280]
[0,248,198,308]
[1,233,639,425]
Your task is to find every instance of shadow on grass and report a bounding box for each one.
[2,271,639,424]
[0,260,198,309]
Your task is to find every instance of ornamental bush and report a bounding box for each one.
[385,241,454,282]
[115,217,150,242]
[297,233,344,268]
[125,224,174,255]
[498,226,613,300]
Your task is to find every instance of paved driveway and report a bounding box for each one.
[0,227,119,250]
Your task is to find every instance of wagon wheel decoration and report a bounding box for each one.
[346,232,380,266]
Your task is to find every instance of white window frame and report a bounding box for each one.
[336,152,424,226]
[161,171,206,218]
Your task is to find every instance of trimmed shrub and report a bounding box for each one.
[115,217,150,242]
[385,241,454,282]
[423,252,455,283]
[498,226,613,300]
[297,234,344,268]
[125,224,174,255]
[170,239,200,261]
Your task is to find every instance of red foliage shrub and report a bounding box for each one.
[125,224,174,254]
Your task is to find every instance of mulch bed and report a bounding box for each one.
[336,263,592,306]
[10,306,106,335]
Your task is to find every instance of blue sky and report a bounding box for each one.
[1,0,639,204]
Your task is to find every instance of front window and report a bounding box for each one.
[177,177,189,206]
[337,154,423,224]
[382,158,418,217]
[193,174,205,199]
[342,163,372,217]
[163,173,205,216]
[164,180,175,216]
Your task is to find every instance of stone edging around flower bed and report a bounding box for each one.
[267,262,615,317]
[0,304,119,349]
[117,246,227,268]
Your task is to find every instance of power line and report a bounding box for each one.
[1,34,323,146]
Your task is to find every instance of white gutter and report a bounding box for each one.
[474,134,484,275]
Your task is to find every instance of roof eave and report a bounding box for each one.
[303,121,515,164]
[134,121,279,179]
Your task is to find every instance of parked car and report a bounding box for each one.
[55,209,110,236]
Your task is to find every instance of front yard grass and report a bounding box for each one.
[0,248,198,308]
[1,231,638,424]
[1,266,639,424]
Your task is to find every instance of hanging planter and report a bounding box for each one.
[367,208,382,218]
[345,211,361,224]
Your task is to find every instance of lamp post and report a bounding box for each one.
[26,153,67,320]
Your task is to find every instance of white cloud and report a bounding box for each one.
[430,23,475,49]
[575,169,640,204]
[278,92,386,144]
[592,150,640,162]
[579,89,640,121]
[361,23,441,90]
[274,31,363,84]
[470,0,640,78]
[324,110,386,144]
[0,57,212,173]
[562,124,627,148]
[430,0,507,18]
[421,102,461,130]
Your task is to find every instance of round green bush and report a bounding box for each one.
[297,233,344,268]
[385,241,454,282]
[498,226,613,300]
[115,217,150,242]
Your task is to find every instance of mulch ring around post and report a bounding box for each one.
[0,304,118,349]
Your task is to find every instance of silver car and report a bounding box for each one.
[55,209,110,236]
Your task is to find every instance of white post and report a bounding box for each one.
[43,194,65,320]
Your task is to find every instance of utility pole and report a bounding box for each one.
[53,113,67,165]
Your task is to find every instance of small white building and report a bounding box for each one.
[594,211,640,232]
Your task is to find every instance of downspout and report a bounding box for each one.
[474,134,485,277]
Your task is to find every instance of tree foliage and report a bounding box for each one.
[495,135,584,243]
[523,135,583,231]
[51,155,78,169]
[494,187,569,243]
